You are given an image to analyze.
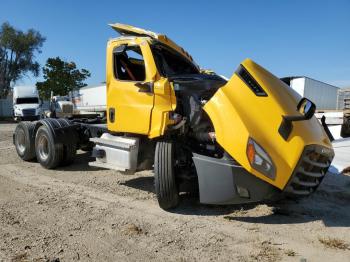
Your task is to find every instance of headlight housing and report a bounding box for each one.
[246,138,276,180]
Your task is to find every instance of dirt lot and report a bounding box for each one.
[0,122,350,261]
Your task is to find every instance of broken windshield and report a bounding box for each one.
[151,43,199,77]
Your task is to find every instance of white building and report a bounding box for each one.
[337,87,350,110]
[281,76,340,110]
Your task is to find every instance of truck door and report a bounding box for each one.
[107,41,157,134]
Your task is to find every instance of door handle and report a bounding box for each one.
[135,82,153,93]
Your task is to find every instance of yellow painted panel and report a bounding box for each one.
[109,23,196,65]
[106,38,158,134]
[148,78,176,138]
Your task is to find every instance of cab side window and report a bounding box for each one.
[114,45,146,81]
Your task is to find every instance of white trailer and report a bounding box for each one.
[281,76,339,111]
[72,84,106,115]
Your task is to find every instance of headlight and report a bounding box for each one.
[246,138,276,180]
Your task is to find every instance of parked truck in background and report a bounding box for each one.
[13,23,334,210]
[13,85,42,121]
[44,95,74,119]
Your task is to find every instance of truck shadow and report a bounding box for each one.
[121,176,155,194]
[57,151,107,172]
[209,173,350,228]
[221,198,350,228]
[123,173,350,227]
[60,150,350,227]
[122,176,247,216]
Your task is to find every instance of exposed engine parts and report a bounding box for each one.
[168,74,226,157]
[193,131,216,142]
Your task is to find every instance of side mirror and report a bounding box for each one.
[114,44,127,54]
[297,98,316,120]
[279,97,316,140]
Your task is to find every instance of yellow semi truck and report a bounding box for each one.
[13,24,334,209]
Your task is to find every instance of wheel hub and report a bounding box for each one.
[16,129,26,154]
[38,135,49,161]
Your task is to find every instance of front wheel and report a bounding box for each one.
[154,140,179,210]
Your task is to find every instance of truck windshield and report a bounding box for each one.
[16,97,39,104]
[151,43,199,77]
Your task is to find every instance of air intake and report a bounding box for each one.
[236,65,267,97]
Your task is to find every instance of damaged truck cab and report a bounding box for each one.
[106,24,334,208]
[13,23,334,210]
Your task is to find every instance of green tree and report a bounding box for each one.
[0,22,45,98]
[36,57,91,99]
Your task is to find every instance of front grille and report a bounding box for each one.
[285,145,334,196]
[22,109,36,116]
[61,104,73,114]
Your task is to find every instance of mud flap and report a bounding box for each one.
[192,153,279,205]
[321,116,334,141]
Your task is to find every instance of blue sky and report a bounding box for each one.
[1,0,350,87]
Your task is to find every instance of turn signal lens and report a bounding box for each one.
[247,142,255,164]
[246,138,276,180]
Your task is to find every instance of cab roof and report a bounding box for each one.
[109,23,195,63]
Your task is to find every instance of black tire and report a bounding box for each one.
[14,121,36,161]
[154,140,179,210]
[35,125,63,169]
[61,143,77,166]
[80,144,93,152]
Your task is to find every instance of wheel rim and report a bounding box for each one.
[37,134,49,161]
[16,129,26,154]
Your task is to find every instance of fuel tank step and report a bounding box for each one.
[89,133,139,173]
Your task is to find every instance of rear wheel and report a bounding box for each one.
[35,125,63,169]
[154,140,179,210]
[14,122,36,161]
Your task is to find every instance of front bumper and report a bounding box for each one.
[192,153,279,205]
[193,144,334,205]
[15,115,40,121]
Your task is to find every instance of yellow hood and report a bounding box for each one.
[204,59,333,189]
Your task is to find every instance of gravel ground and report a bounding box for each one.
[0,122,350,261]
